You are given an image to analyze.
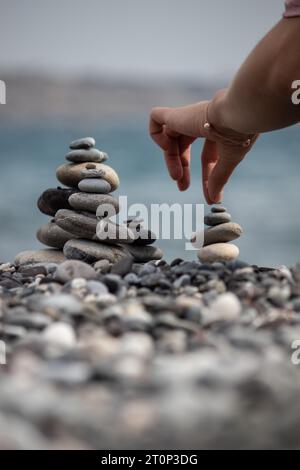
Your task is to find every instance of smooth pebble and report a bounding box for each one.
[69,137,95,150]
[192,222,243,248]
[15,249,66,266]
[197,243,239,263]
[208,292,241,323]
[204,212,231,226]
[30,293,83,316]
[68,192,119,214]
[55,260,97,283]
[211,205,227,213]
[124,245,163,262]
[36,221,75,249]
[86,280,108,295]
[66,148,108,163]
[96,220,135,244]
[56,163,119,190]
[111,257,133,276]
[55,209,97,239]
[37,188,78,217]
[78,178,111,193]
[63,239,128,264]
[43,322,76,348]
[93,259,112,274]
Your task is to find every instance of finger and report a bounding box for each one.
[201,139,218,204]
[165,101,209,137]
[208,144,244,203]
[176,135,194,191]
[149,107,172,150]
[149,117,169,150]
[163,131,183,180]
[151,106,171,124]
[177,166,190,191]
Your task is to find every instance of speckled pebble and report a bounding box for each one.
[78,178,111,193]
[69,137,95,150]
[204,212,231,226]
[66,148,108,163]
[55,260,97,283]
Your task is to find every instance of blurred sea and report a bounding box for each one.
[0,121,299,267]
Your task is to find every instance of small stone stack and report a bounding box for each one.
[193,204,243,263]
[33,137,162,266]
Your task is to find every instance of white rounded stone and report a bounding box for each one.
[43,322,76,348]
[197,243,239,263]
[208,292,241,322]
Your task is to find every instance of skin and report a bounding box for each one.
[149,17,300,204]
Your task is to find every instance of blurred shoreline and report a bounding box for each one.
[0,71,225,125]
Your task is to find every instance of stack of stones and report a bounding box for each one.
[193,204,243,263]
[33,137,162,267]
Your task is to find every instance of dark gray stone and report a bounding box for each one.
[55,209,97,239]
[124,245,163,262]
[204,212,232,226]
[55,260,97,283]
[211,204,227,213]
[63,239,128,264]
[68,192,119,214]
[96,220,135,244]
[69,137,95,150]
[37,188,79,217]
[37,221,75,249]
[66,148,108,163]
[110,257,133,276]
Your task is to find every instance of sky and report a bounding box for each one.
[1,0,284,81]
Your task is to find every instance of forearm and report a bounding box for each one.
[210,17,300,134]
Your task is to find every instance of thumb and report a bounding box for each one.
[207,144,245,203]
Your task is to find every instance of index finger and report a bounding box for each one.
[164,129,183,181]
[207,140,253,203]
[201,139,218,204]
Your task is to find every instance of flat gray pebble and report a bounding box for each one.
[110,257,133,276]
[69,137,95,150]
[204,212,232,226]
[86,280,108,295]
[55,260,97,283]
[78,178,111,193]
[66,148,108,163]
[211,204,227,213]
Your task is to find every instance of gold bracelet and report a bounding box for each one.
[203,101,255,148]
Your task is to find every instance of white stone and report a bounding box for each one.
[197,243,239,263]
[43,322,76,348]
[71,278,87,289]
[207,292,241,323]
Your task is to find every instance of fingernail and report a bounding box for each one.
[172,170,183,180]
[209,189,223,204]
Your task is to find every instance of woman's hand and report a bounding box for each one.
[149,93,257,204]
[149,102,206,193]
[150,18,300,204]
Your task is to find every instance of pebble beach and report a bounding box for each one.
[1,257,300,449]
